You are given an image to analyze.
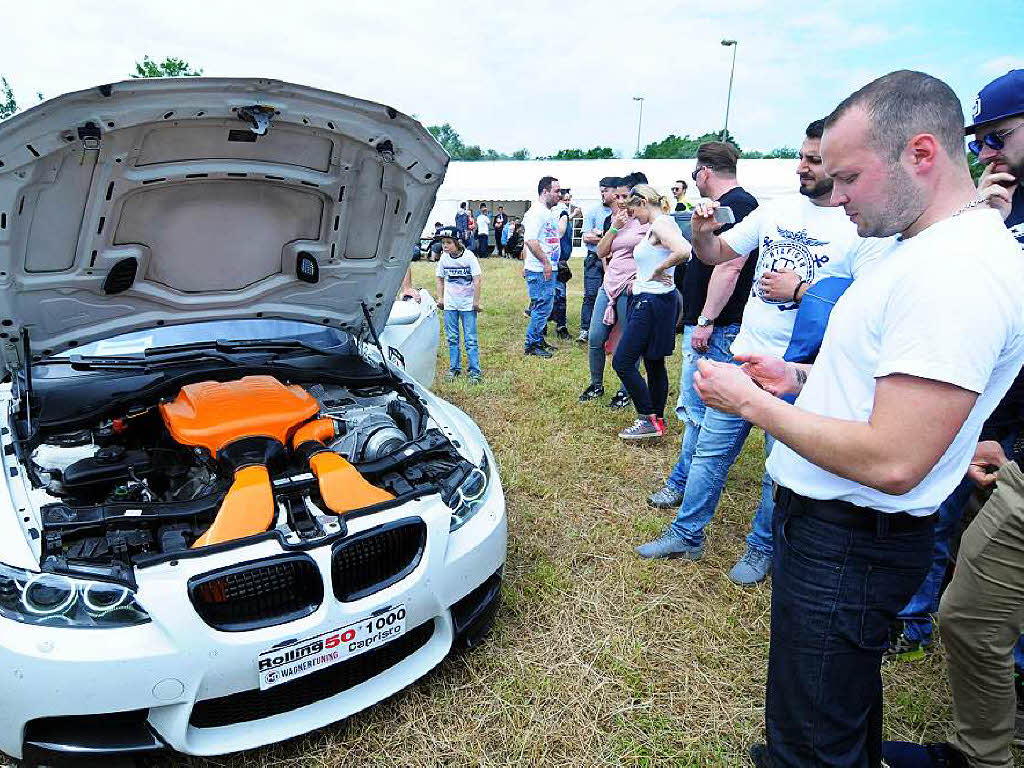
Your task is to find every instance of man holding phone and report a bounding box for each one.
[637,120,893,587]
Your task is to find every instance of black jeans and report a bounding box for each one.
[580,254,603,332]
[611,294,673,418]
[766,489,934,767]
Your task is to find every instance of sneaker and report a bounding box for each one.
[883,625,926,663]
[882,741,970,767]
[647,485,684,509]
[728,547,772,585]
[608,389,631,409]
[556,326,570,340]
[468,373,483,383]
[540,340,557,352]
[524,344,553,358]
[577,329,589,343]
[654,416,666,436]
[748,744,768,768]
[578,384,604,402]
[445,371,461,382]
[619,416,662,441]
[635,528,704,560]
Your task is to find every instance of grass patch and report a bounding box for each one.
[165,258,1003,766]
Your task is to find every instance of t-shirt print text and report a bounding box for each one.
[753,226,832,309]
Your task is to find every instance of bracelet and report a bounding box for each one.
[792,279,806,302]
[609,227,618,235]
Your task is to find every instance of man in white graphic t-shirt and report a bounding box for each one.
[693,70,1024,768]
[636,119,893,589]
[522,176,562,357]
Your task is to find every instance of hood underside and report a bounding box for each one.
[0,78,448,367]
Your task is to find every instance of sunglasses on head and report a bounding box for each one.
[969,122,1022,156]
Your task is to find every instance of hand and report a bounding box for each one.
[968,439,1008,488]
[650,264,672,285]
[402,288,421,303]
[473,302,481,312]
[542,260,553,280]
[612,209,629,230]
[691,323,713,352]
[978,164,1018,222]
[690,201,722,237]
[693,359,764,417]
[734,354,801,396]
[759,268,802,302]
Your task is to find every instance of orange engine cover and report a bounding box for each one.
[160,376,321,455]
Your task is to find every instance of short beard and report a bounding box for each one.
[799,177,834,199]
[861,163,925,238]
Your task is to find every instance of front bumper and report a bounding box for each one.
[2,483,506,761]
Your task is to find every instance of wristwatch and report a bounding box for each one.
[696,315,714,327]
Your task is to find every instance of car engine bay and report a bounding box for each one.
[17,372,478,585]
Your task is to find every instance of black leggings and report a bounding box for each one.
[611,293,675,418]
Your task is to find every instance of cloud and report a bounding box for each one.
[980,56,1024,76]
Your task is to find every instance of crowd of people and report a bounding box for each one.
[416,66,1024,768]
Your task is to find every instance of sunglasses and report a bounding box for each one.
[968,122,1022,156]
[671,186,683,192]
[691,166,707,181]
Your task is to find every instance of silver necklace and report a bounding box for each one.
[951,197,989,218]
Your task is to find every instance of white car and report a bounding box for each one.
[0,78,506,763]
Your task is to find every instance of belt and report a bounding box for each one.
[774,486,936,534]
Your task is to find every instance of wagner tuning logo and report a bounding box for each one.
[753,226,831,306]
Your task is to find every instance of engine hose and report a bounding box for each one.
[191,465,275,548]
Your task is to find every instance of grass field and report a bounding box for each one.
[177,258,996,767]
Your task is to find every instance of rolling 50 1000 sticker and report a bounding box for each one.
[257,605,407,690]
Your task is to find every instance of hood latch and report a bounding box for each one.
[237,105,276,136]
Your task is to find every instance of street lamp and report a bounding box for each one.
[721,40,738,142]
[633,96,644,157]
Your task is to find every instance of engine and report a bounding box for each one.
[27,375,472,577]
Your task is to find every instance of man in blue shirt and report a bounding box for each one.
[579,177,618,342]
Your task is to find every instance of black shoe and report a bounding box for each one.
[883,623,926,663]
[525,344,553,358]
[540,340,557,352]
[882,741,970,767]
[748,744,767,768]
[608,389,631,409]
[556,326,570,340]
[578,384,604,402]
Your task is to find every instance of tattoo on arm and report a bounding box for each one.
[795,367,808,389]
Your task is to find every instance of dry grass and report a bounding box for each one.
[168,259,1009,767]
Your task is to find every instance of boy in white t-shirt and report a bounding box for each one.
[433,227,483,382]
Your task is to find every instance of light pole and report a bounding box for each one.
[721,40,738,142]
[633,96,644,157]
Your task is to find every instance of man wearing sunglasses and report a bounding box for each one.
[970,69,1024,246]
[672,180,692,212]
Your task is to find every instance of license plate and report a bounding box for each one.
[256,605,407,690]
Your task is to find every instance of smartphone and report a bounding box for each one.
[713,206,736,225]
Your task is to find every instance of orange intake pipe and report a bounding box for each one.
[192,465,275,548]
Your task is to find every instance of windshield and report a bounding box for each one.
[59,319,358,358]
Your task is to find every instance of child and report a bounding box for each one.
[434,226,483,382]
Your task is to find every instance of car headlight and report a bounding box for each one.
[0,562,150,628]
[447,453,491,532]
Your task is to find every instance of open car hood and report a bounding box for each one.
[0,78,448,368]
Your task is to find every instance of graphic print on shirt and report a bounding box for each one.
[753,226,830,307]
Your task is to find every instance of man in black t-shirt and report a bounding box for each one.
[649,142,758,509]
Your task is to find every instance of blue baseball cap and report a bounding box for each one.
[966,69,1024,133]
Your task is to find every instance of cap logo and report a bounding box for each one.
[972,95,982,119]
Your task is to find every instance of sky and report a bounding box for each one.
[2,0,1022,157]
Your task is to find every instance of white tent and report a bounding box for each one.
[425,158,802,234]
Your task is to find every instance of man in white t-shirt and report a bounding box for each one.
[522,176,562,357]
[636,120,893,589]
[692,70,1024,768]
[475,205,491,258]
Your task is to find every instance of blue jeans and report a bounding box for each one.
[587,287,629,387]
[443,309,480,376]
[767,492,934,766]
[525,271,555,348]
[666,325,775,555]
[580,255,603,332]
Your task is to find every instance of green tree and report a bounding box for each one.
[1,76,17,120]
[768,147,799,159]
[132,56,203,78]
[550,146,615,160]
[426,122,531,161]
[511,148,531,160]
[639,130,740,159]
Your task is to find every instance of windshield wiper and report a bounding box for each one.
[141,339,333,358]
